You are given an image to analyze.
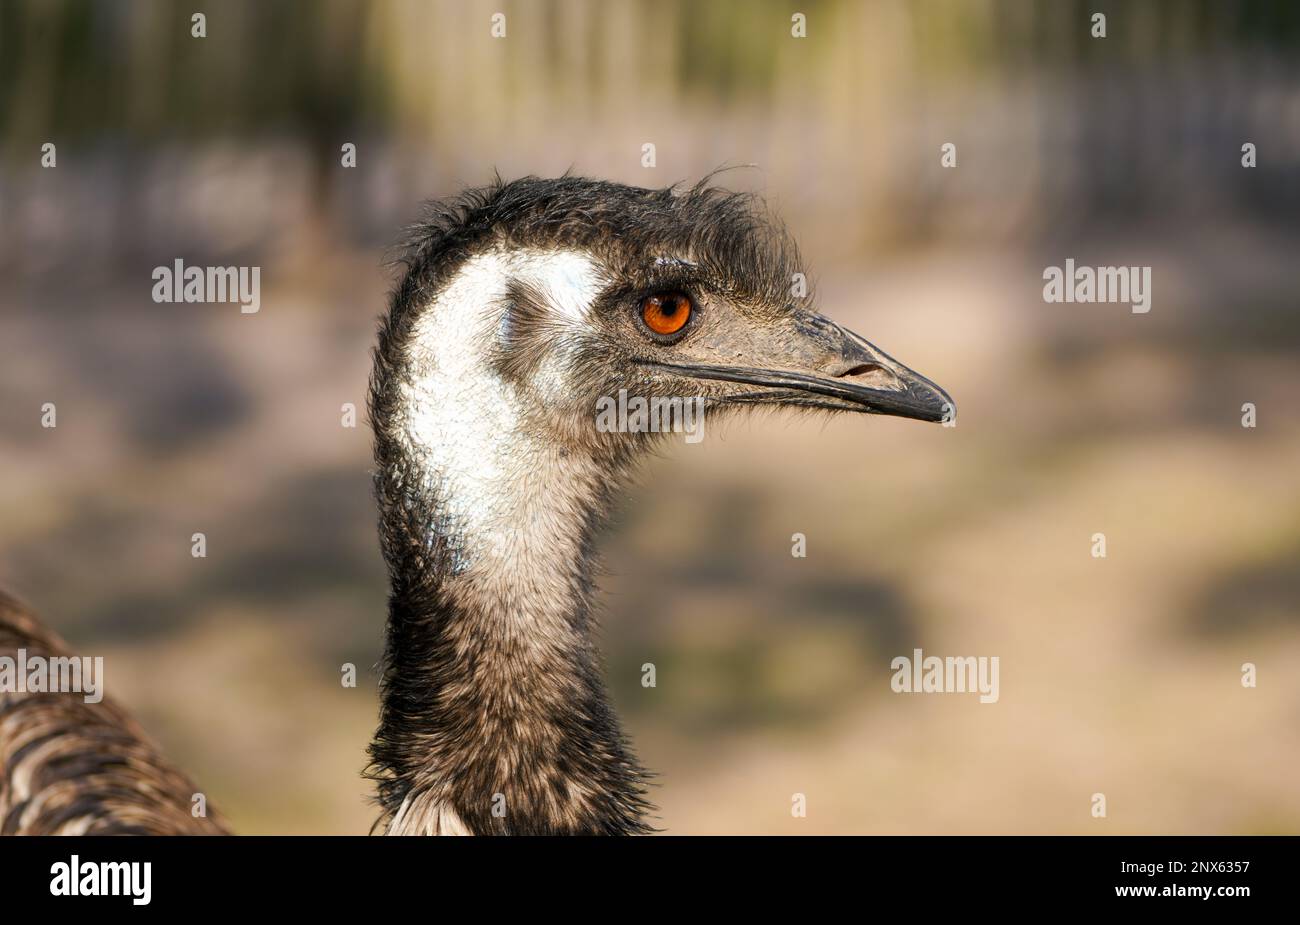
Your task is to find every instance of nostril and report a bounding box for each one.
[830,361,902,390]
[836,363,883,378]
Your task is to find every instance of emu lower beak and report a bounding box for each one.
[648,313,954,423]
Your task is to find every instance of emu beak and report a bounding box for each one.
[647,312,954,423]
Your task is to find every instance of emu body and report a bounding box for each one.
[0,594,226,835]
[0,176,951,836]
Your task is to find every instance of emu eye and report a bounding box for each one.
[640,292,693,338]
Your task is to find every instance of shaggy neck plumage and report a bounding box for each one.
[366,264,652,835]
[369,437,651,835]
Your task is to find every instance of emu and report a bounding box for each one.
[0,176,951,835]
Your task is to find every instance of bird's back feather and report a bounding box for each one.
[0,591,228,835]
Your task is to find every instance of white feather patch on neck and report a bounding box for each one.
[387,793,471,836]
[396,246,605,608]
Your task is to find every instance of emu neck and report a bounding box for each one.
[370,319,650,835]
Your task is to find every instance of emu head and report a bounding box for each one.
[374,177,952,493]
[366,176,954,833]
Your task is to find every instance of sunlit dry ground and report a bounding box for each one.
[2,223,1297,834]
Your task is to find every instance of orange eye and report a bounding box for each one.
[640,292,693,337]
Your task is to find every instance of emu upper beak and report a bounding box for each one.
[646,312,954,423]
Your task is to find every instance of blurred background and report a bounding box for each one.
[1,0,1298,834]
